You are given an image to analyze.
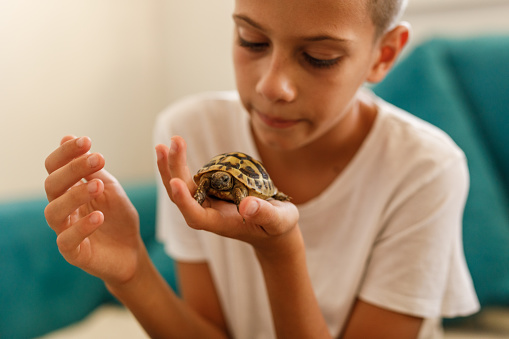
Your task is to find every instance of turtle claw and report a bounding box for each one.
[194,177,210,206]
[235,203,246,224]
[194,192,206,205]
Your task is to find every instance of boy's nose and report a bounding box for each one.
[255,55,297,103]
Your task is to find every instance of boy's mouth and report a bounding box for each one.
[254,110,301,129]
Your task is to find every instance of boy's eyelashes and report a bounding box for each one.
[238,36,269,52]
[237,36,342,69]
[302,53,342,69]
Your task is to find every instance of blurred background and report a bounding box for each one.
[0,0,508,201]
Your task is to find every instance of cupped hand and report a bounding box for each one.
[44,136,141,285]
[155,136,300,253]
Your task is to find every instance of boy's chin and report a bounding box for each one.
[253,129,309,152]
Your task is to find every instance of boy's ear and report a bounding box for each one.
[366,22,410,83]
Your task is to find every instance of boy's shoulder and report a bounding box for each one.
[154,91,250,160]
[373,93,465,162]
[157,91,242,124]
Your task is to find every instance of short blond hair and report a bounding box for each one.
[368,0,408,37]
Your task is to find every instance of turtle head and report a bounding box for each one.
[211,171,234,191]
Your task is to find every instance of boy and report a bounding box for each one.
[44,0,479,337]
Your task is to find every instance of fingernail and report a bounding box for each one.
[156,149,163,161]
[170,139,177,154]
[90,212,100,224]
[244,200,259,217]
[76,137,86,148]
[87,154,99,167]
[88,180,98,193]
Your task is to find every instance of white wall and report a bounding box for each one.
[163,1,235,103]
[404,0,509,47]
[0,1,235,201]
[0,0,507,201]
[0,1,167,200]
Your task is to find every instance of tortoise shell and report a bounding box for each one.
[193,152,278,198]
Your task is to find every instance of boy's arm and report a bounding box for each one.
[106,249,229,339]
[177,261,230,334]
[44,136,229,339]
[342,300,423,338]
[253,225,332,338]
[250,216,423,339]
[158,137,330,337]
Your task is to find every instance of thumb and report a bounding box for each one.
[239,197,299,236]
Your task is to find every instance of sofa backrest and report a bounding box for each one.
[373,35,509,308]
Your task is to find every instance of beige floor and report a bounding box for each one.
[38,305,149,339]
[38,305,509,339]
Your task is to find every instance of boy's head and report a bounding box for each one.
[232,0,410,151]
[368,0,409,38]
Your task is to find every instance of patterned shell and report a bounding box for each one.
[193,152,277,197]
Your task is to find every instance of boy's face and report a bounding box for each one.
[233,0,380,151]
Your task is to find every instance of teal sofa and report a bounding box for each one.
[0,183,177,338]
[373,35,509,308]
[1,35,508,338]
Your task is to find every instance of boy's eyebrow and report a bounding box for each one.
[233,14,264,30]
[301,35,350,43]
[232,14,350,43]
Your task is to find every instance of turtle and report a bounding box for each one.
[193,152,290,210]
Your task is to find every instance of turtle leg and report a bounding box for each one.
[232,183,248,212]
[232,183,248,223]
[273,191,291,202]
[194,176,211,205]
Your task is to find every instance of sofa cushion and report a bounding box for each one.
[373,36,509,308]
[0,198,108,338]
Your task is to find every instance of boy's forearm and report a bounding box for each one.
[106,247,228,339]
[255,226,332,339]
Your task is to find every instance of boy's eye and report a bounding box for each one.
[303,53,341,69]
[238,37,269,52]
[237,33,342,70]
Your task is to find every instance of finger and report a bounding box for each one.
[239,197,299,236]
[45,179,105,234]
[169,178,212,230]
[60,135,77,146]
[56,211,104,263]
[45,152,105,202]
[46,136,92,174]
[170,178,256,239]
[170,178,242,229]
[155,143,174,200]
[57,137,117,185]
[168,136,196,192]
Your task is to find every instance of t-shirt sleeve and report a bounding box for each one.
[358,155,480,318]
[153,104,207,262]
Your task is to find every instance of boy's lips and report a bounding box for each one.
[254,110,301,129]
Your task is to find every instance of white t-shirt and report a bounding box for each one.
[154,90,479,338]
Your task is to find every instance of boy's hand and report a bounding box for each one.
[155,136,300,253]
[44,136,141,285]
